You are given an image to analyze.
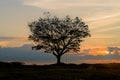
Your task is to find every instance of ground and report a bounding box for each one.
[0,61,120,80]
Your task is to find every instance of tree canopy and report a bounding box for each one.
[28,12,90,64]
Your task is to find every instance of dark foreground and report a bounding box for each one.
[0,62,120,80]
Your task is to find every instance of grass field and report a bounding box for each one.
[0,61,120,80]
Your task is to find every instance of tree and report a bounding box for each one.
[28,12,90,64]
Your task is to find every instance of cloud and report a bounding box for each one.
[22,0,120,42]
[22,0,120,9]
[0,41,9,48]
[0,44,56,64]
[0,37,28,41]
[87,13,120,32]
[0,45,120,64]
[61,47,120,63]
[86,13,120,43]
[108,47,120,54]
[97,26,120,32]
[80,47,109,56]
[22,0,120,32]
[0,37,30,48]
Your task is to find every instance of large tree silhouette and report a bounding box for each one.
[28,12,90,64]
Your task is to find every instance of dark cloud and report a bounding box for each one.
[0,37,20,40]
[0,45,120,64]
[108,47,120,52]
[0,37,28,41]
[0,44,55,63]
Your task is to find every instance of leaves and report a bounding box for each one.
[28,13,90,56]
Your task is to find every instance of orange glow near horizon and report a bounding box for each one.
[77,60,120,64]
[0,41,8,48]
[89,48,109,56]
[80,45,110,56]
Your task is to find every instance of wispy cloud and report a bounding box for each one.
[97,26,120,32]
[22,0,120,9]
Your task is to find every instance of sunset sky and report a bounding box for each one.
[0,0,120,64]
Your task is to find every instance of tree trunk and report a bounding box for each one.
[56,55,61,64]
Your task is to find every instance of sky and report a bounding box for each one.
[0,0,120,64]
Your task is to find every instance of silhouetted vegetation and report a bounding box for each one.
[28,12,90,64]
[0,61,120,80]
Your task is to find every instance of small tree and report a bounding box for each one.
[28,12,90,64]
